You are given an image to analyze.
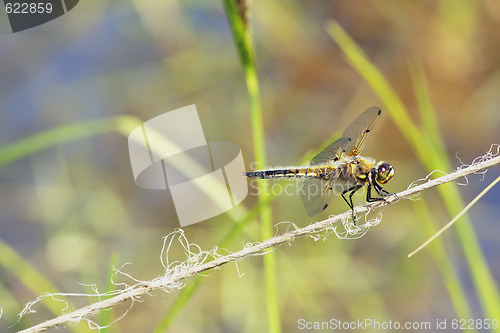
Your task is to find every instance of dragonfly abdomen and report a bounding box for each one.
[245,166,336,179]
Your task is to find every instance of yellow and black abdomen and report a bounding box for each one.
[244,165,336,179]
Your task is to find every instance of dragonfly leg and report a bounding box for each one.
[341,185,362,224]
[341,187,354,210]
[376,183,390,196]
[367,182,397,205]
[373,182,397,198]
[367,184,386,203]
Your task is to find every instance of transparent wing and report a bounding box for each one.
[300,173,340,217]
[310,137,351,165]
[342,106,381,157]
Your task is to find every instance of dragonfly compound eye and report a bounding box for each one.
[376,162,394,184]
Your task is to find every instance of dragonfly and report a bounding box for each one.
[244,107,395,220]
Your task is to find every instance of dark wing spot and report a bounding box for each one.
[322,204,329,210]
[377,109,382,115]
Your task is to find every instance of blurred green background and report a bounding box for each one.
[1,1,500,332]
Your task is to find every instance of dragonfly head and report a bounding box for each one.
[375,161,394,184]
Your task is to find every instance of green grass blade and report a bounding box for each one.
[326,20,500,326]
[0,117,141,331]
[0,112,262,330]
[98,250,120,333]
[0,106,275,331]
[0,117,132,167]
[222,1,280,332]
[153,200,265,332]
[410,61,448,160]
[153,277,203,333]
[153,129,348,330]
[326,22,439,168]
[410,61,500,328]
[0,240,68,325]
[412,199,474,322]
[411,175,500,258]
[0,114,240,217]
